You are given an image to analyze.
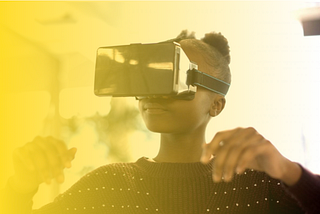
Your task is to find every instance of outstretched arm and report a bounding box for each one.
[201,127,320,212]
[1,136,76,213]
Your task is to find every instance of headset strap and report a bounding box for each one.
[186,69,230,96]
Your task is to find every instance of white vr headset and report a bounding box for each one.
[94,42,230,100]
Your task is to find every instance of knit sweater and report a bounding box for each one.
[3,157,320,214]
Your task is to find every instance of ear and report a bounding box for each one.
[209,95,226,117]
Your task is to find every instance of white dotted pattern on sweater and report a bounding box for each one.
[63,169,281,212]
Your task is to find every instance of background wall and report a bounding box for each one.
[1,1,319,209]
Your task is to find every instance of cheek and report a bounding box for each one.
[185,103,211,124]
[184,94,213,126]
[139,110,177,133]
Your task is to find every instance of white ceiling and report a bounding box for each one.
[0,2,124,61]
[0,1,318,91]
[1,1,314,62]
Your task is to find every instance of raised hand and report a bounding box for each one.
[10,136,77,193]
[201,127,302,186]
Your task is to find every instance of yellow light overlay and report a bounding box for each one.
[1,1,319,213]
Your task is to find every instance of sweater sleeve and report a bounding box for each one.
[1,164,122,214]
[0,178,37,214]
[1,176,66,214]
[283,165,320,214]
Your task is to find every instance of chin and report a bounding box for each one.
[144,122,192,134]
[145,123,173,134]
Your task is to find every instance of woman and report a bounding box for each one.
[3,31,320,213]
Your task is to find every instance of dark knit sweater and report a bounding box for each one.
[3,157,320,214]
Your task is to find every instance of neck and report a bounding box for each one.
[153,129,206,163]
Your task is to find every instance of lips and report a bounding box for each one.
[143,102,168,114]
[143,103,167,110]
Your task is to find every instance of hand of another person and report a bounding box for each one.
[10,136,77,193]
[201,127,302,186]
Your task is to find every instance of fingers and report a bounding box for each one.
[201,128,240,164]
[12,136,77,187]
[237,140,272,173]
[34,138,64,184]
[26,141,53,184]
[201,127,267,183]
[13,146,36,172]
[46,136,76,169]
[68,147,77,166]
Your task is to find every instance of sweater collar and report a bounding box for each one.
[135,157,213,178]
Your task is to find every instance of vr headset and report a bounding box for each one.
[94,42,230,100]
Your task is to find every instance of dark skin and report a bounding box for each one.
[139,87,221,163]
[139,87,302,185]
[139,43,302,186]
[10,43,302,195]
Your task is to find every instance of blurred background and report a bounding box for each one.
[1,1,319,209]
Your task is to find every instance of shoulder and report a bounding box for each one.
[53,159,144,201]
[233,169,304,213]
[235,168,280,187]
[233,169,289,199]
[87,161,138,177]
[75,159,144,187]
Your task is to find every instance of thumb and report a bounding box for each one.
[69,147,77,159]
[64,147,77,168]
[201,143,211,164]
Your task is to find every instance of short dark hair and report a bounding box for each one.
[168,30,231,84]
